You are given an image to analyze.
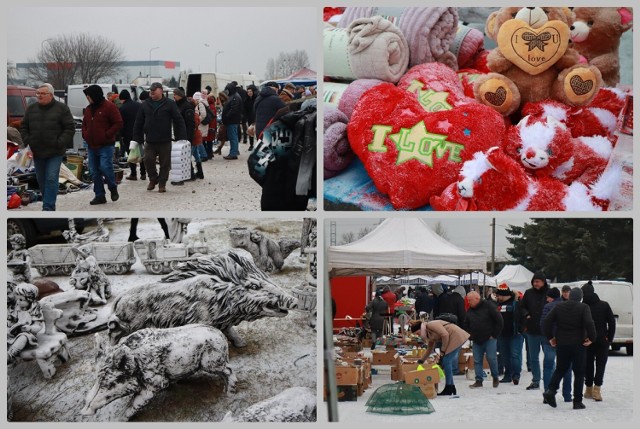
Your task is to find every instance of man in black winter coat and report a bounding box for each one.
[132,82,187,193]
[464,291,503,389]
[119,90,145,181]
[173,88,197,183]
[253,81,286,137]
[414,287,433,318]
[542,288,596,410]
[221,82,243,160]
[581,281,616,401]
[519,271,552,390]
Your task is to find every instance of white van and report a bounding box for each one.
[65,84,146,119]
[553,280,633,355]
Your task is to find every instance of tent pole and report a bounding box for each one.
[324,256,339,421]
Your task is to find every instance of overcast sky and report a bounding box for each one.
[5,6,318,79]
[325,217,529,261]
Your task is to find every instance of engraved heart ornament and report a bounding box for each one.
[497,19,570,76]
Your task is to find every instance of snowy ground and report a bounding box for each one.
[8,218,317,422]
[321,346,633,423]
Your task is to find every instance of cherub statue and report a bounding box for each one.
[69,246,111,305]
[7,283,43,362]
[7,234,32,283]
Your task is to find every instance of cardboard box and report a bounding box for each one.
[404,368,440,385]
[419,384,437,399]
[336,385,358,402]
[371,350,396,365]
[335,366,360,385]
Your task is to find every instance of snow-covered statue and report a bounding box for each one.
[81,325,236,421]
[228,227,301,272]
[69,246,111,305]
[7,234,32,283]
[7,283,43,362]
[222,387,316,422]
[64,218,109,244]
[107,250,299,347]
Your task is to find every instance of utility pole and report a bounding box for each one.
[491,218,496,275]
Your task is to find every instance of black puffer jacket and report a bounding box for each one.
[118,99,141,143]
[542,300,596,346]
[175,97,195,143]
[519,278,549,335]
[582,292,616,344]
[438,291,466,328]
[20,99,75,158]
[463,299,503,344]
[132,97,187,144]
[254,86,286,136]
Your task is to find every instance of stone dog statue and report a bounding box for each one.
[228,227,301,272]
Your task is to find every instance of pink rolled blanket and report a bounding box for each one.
[324,105,355,178]
[324,17,409,83]
[338,7,459,68]
[449,24,485,69]
[324,79,384,118]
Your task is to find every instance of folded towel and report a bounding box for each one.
[324,105,355,179]
[324,16,409,83]
[338,7,459,69]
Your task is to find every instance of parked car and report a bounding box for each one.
[7,218,89,249]
[7,85,37,124]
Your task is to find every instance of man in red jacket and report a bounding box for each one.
[82,85,123,205]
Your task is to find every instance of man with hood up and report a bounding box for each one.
[253,81,286,138]
[82,84,123,205]
[581,281,616,402]
[221,82,243,160]
[519,271,552,390]
[542,288,596,410]
[495,283,524,385]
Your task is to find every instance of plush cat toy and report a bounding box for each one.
[473,6,603,117]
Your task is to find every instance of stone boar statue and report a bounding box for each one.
[108,251,299,347]
[221,386,316,422]
[81,324,237,421]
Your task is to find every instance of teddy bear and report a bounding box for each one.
[569,7,633,87]
[503,114,613,187]
[473,6,603,117]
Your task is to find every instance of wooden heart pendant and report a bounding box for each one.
[497,19,570,76]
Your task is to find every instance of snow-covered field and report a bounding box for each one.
[321,346,633,423]
[8,218,317,422]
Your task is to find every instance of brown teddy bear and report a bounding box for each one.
[570,7,633,87]
[473,6,603,117]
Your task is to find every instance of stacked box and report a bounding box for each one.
[404,368,440,399]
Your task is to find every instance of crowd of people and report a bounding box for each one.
[364,274,615,410]
[12,79,318,211]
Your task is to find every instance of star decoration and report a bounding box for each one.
[388,121,464,166]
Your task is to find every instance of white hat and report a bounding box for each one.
[193,91,203,101]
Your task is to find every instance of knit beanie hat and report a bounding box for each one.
[496,283,512,296]
[118,89,132,101]
[546,287,560,299]
[569,287,583,302]
[531,271,547,286]
[193,91,203,101]
[581,280,595,296]
[173,88,186,98]
[431,283,444,296]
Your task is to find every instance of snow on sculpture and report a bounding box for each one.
[107,250,299,347]
[7,234,32,283]
[69,246,112,306]
[81,325,236,421]
[228,227,301,272]
[221,386,316,422]
[7,283,43,362]
[64,218,109,244]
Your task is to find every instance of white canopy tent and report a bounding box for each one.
[328,218,487,278]
[485,264,535,292]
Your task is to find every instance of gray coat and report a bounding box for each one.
[366,297,389,331]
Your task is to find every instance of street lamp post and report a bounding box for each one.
[148,46,159,84]
[215,50,223,73]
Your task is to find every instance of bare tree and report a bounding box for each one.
[25,33,124,89]
[340,232,355,245]
[264,50,310,80]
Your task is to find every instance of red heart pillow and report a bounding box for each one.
[348,82,506,209]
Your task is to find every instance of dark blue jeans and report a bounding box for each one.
[526,333,555,385]
[33,155,63,211]
[473,338,499,381]
[226,124,240,156]
[497,333,524,381]
[442,345,462,385]
[88,145,117,197]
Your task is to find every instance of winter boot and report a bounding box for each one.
[584,385,593,399]
[438,385,454,396]
[195,162,204,179]
[469,380,483,389]
[187,164,196,182]
[592,385,602,401]
[542,389,557,408]
[573,401,586,410]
